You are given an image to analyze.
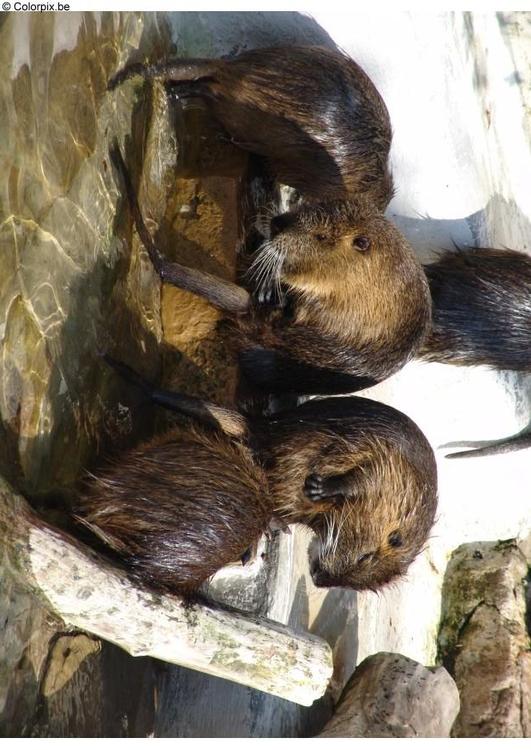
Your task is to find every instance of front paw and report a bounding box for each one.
[255,284,284,309]
[304,473,327,502]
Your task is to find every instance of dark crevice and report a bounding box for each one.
[440,599,486,674]
[525,568,531,638]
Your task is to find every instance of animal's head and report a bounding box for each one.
[251,200,431,361]
[307,436,437,592]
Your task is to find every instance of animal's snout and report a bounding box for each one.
[310,561,336,588]
[270,212,298,238]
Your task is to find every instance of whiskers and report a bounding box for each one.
[251,203,280,232]
[246,239,287,302]
[321,513,337,556]
[321,501,356,558]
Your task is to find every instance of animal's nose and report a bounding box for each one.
[310,563,335,588]
[270,212,297,238]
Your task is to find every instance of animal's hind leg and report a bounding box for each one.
[104,355,247,438]
[109,143,250,315]
[165,80,211,100]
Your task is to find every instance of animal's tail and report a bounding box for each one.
[109,141,250,315]
[442,421,531,458]
[102,354,247,439]
[108,59,216,91]
[108,141,165,275]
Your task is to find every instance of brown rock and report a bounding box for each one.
[319,652,460,737]
[0,10,243,735]
[438,540,531,737]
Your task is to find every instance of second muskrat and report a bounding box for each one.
[74,373,271,596]
[108,45,394,210]
[257,397,438,591]
[110,144,431,396]
[103,359,438,592]
[421,246,531,458]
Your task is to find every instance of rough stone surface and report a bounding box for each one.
[0,12,337,736]
[0,473,159,738]
[0,11,243,736]
[0,12,182,736]
[318,651,460,738]
[0,12,171,496]
[438,540,531,738]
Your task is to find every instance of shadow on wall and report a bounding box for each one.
[150,11,338,59]
[391,193,531,264]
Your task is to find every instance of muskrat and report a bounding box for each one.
[421,246,531,458]
[73,364,271,596]
[257,397,438,591]
[109,144,431,396]
[108,45,394,210]
[112,359,438,592]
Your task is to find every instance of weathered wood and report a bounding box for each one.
[0,477,332,707]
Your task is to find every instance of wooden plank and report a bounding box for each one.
[0,477,332,707]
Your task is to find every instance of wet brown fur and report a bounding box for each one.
[108,46,394,210]
[241,199,432,389]
[420,246,531,458]
[74,423,270,595]
[422,246,531,370]
[256,397,438,591]
[110,139,431,395]
[77,356,438,593]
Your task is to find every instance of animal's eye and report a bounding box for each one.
[315,233,327,242]
[352,235,371,252]
[357,552,373,564]
[388,531,403,548]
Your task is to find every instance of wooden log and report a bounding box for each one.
[0,477,332,707]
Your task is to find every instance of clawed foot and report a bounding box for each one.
[241,517,291,563]
[254,284,284,309]
[107,63,145,91]
[304,473,327,502]
[304,473,346,504]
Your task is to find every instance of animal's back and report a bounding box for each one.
[196,46,394,206]
[75,426,270,594]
